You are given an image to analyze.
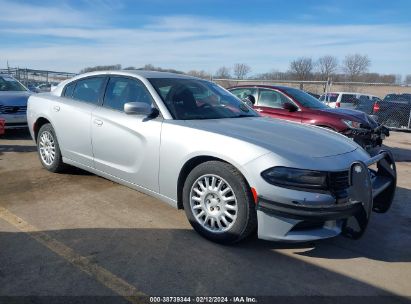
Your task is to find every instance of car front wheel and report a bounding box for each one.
[183,161,257,244]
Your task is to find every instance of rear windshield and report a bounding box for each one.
[341,94,356,103]
[320,93,338,102]
[0,76,27,92]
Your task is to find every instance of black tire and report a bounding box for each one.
[182,161,257,244]
[37,123,65,172]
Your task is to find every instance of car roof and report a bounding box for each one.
[52,70,204,96]
[228,84,294,91]
[76,70,197,80]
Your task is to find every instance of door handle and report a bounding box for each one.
[93,119,103,126]
[53,105,60,112]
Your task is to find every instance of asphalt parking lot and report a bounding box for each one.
[0,130,410,302]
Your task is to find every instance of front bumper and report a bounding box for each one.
[2,113,28,129]
[344,124,390,150]
[256,150,396,242]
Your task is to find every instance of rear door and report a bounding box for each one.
[91,76,162,192]
[52,76,106,167]
[254,88,301,122]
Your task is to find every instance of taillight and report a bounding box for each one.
[336,102,341,108]
[373,103,380,113]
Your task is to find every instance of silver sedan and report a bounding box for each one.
[27,71,396,243]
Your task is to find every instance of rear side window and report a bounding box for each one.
[72,77,105,104]
[230,88,257,99]
[103,77,153,111]
[63,82,76,98]
[341,94,356,103]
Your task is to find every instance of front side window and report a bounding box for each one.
[149,78,257,120]
[103,77,153,111]
[0,76,27,92]
[72,77,105,104]
[258,89,289,108]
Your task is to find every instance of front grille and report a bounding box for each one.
[328,171,349,199]
[0,105,27,114]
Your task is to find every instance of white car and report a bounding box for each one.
[319,92,382,109]
[27,71,397,244]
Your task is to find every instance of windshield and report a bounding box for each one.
[149,78,258,120]
[0,76,27,92]
[283,87,328,109]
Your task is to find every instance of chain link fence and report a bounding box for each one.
[0,67,76,87]
[215,79,411,131]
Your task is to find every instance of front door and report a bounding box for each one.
[91,76,162,192]
[254,88,302,122]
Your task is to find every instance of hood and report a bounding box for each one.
[179,117,359,158]
[319,108,378,128]
[0,91,31,106]
[320,108,369,122]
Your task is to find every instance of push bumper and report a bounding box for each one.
[256,150,396,242]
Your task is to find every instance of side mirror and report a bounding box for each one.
[283,102,298,112]
[124,102,153,115]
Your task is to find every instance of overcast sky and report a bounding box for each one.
[0,0,410,75]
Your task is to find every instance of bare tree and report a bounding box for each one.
[342,54,371,81]
[214,66,231,79]
[289,57,313,81]
[233,63,251,79]
[187,70,211,79]
[405,74,411,85]
[317,55,338,80]
[80,64,121,73]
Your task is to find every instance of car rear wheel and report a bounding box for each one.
[37,123,65,172]
[183,161,256,244]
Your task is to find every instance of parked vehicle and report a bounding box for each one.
[228,85,389,150]
[28,71,396,243]
[305,91,320,99]
[372,94,411,128]
[36,83,56,92]
[0,74,31,129]
[0,118,5,135]
[26,83,40,93]
[319,92,381,109]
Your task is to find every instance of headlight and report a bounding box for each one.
[342,119,362,129]
[261,167,327,189]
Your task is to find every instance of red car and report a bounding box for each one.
[228,85,388,150]
[0,118,5,136]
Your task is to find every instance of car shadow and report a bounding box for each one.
[382,145,411,162]
[0,128,32,140]
[0,144,37,153]
[1,227,410,299]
